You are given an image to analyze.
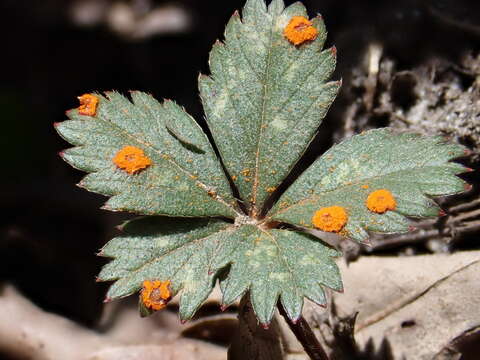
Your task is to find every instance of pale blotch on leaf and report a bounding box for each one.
[366,189,397,214]
[77,94,99,116]
[113,145,152,174]
[141,280,172,311]
[283,16,318,46]
[312,206,348,233]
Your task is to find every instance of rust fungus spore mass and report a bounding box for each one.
[366,189,397,214]
[113,145,152,174]
[141,280,172,311]
[284,16,318,45]
[312,206,348,233]
[77,94,99,116]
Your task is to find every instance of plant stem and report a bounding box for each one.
[229,294,284,360]
[278,304,329,360]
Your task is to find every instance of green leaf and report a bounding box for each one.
[199,0,339,212]
[270,129,468,242]
[211,225,342,325]
[98,217,232,320]
[54,0,472,327]
[56,91,238,218]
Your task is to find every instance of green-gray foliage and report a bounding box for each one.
[55,0,468,325]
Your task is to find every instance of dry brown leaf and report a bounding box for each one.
[0,284,226,360]
[332,251,480,359]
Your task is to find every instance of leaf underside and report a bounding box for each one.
[55,0,469,325]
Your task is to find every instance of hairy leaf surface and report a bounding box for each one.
[200,0,339,212]
[211,225,342,324]
[56,92,237,218]
[98,217,232,320]
[270,129,468,242]
[54,0,472,325]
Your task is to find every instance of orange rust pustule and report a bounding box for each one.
[141,280,172,311]
[312,206,348,233]
[77,94,99,116]
[113,146,152,174]
[284,16,318,46]
[366,189,397,214]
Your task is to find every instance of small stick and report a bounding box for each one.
[278,304,329,360]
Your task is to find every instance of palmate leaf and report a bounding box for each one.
[55,0,471,326]
[210,225,342,325]
[99,216,342,324]
[270,129,468,242]
[199,0,339,212]
[98,217,232,320]
[56,91,238,218]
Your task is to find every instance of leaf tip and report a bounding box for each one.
[260,322,270,330]
[100,203,113,211]
[331,46,337,56]
[220,304,228,312]
[103,297,113,303]
[361,238,372,247]
[438,209,447,217]
[408,225,417,232]
[464,183,473,192]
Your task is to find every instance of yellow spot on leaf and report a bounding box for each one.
[361,185,369,189]
[241,169,251,177]
[312,206,348,233]
[279,201,289,208]
[77,94,99,116]
[284,16,318,46]
[113,146,152,174]
[266,187,276,193]
[232,175,238,181]
[366,189,396,214]
[141,280,172,311]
